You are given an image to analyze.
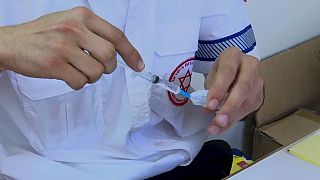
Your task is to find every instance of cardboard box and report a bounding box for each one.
[252,36,320,160]
[253,109,320,160]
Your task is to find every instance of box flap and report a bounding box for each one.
[252,128,282,160]
[260,110,320,145]
[256,37,320,127]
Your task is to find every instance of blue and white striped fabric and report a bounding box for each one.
[195,25,256,61]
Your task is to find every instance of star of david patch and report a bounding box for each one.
[168,57,194,106]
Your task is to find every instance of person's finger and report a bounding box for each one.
[213,56,259,128]
[206,47,242,111]
[83,9,144,72]
[207,125,221,135]
[68,48,105,84]
[232,66,264,116]
[248,75,264,111]
[204,62,218,89]
[254,89,264,110]
[78,30,117,73]
[209,90,262,135]
[54,63,89,90]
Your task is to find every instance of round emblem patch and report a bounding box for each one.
[168,57,195,106]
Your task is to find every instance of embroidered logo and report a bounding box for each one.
[168,57,194,106]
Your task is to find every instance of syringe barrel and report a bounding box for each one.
[156,79,181,94]
[132,71,158,83]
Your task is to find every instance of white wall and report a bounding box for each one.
[247,0,320,59]
[197,0,320,156]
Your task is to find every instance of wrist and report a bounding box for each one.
[0,26,14,71]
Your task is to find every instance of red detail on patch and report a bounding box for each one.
[237,161,249,169]
[168,57,195,106]
[179,70,192,92]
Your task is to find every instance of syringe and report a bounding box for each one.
[117,60,208,107]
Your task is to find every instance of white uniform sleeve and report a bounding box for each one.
[193,0,259,75]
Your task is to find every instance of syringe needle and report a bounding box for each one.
[117,60,159,83]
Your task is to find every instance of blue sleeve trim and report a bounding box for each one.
[195,24,256,62]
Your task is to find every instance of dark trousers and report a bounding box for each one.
[149,140,233,180]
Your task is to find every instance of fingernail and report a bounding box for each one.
[138,61,145,71]
[208,126,220,135]
[208,99,219,110]
[217,114,228,128]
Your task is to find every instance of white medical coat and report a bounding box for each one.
[0,0,259,179]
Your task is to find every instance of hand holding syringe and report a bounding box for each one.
[117,60,209,107]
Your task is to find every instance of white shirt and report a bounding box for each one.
[0,0,259,179]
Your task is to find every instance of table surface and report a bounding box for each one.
[229,130,320,180]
